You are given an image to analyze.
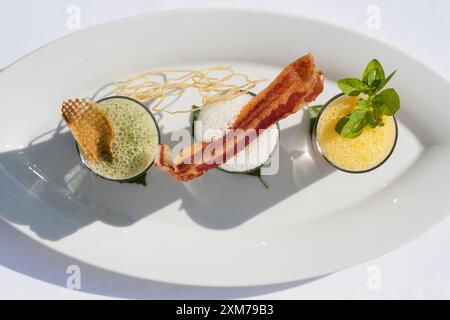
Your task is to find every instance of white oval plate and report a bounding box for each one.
[1,8,449,287]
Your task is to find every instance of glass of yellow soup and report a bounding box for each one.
[312,93,398,173]
[77,96,160,182]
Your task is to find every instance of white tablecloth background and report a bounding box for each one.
[0,0,449,299]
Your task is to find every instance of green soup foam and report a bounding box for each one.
[81,97,159,180]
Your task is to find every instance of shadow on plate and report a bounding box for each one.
[0,116,333,241]
[0,219,328,299]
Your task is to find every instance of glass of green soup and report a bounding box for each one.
[77,96,160,182]
[312,93,398,173]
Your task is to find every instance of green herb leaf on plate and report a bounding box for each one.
[308,104,323,135]
[356,98,369,110]
[362,59,385,83]
[335,110,367,138]
[308,104,323,119]
[190,105,200,135]
[367,69,382,89]
[378,69,397,91]
[337,78,369,96]
[244,168,269,189]
[375,88,400,116]
[121,173,147,187]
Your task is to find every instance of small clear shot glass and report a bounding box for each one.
[311,93,398,173]
[76,96,161,182]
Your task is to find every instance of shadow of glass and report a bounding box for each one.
[0,118,333,241]
[181,124,335,228]
[0,220,328,299]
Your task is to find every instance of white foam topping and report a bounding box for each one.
[194,94,279,172]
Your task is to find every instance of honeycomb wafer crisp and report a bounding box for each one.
[61,98,115,163]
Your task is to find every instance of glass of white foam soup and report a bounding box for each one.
[193,93,280,174]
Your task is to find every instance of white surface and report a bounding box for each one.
[1,7,449,287]
[0,0,449,299]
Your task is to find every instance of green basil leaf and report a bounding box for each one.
[347,109,370,132]
[121,173,147,187]
[334,59,399,137]
[334,110,365,138]
[308,105,323,135]
[357,98,369,110]
[369,118,380,128]
[308,104,323,119]
[190,105,200,136]
[371,99,386,119]
[376,88,400,116]
[335,110,367,138]
[378,70,397,92]
[373,106,385,120]
[243,168,269,189]
[341,128,363,139]
[362,59,385,83]
[365,110,375,126]
[367,69,382,89]
[335,115,350,135]
[337,78,368,96]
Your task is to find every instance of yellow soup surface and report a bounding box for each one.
[317,95,396,172]
[82,98,159,180]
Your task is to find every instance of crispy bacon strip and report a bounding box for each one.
[155,53,324,181]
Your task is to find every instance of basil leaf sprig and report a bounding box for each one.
[335,59,399,138]
[121,173,147,186]
[308,104,323,135]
